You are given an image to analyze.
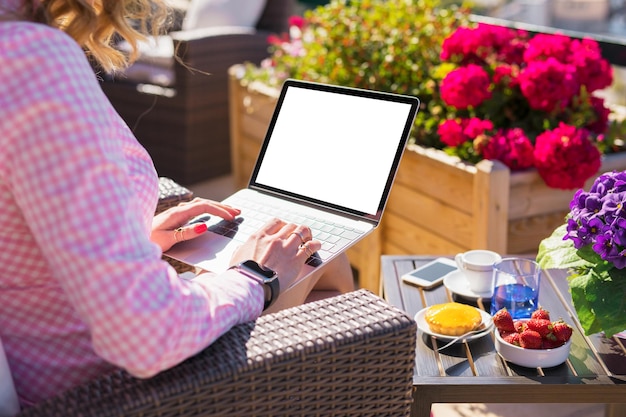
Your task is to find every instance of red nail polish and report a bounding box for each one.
[194,223,208,234]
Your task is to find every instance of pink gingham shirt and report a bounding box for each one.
[0,20,263,407]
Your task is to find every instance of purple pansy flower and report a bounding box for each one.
[565,171,626,268]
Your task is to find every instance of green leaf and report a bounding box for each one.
[569,269,626,337]
[536,224,591,270]
[568,272,604,335]
[593,268,626,337]
[576,244,608,270]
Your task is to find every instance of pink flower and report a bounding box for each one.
[288,15,306,29]
[524,33,572,64]
[435,24,614,190]
[438,119,466,147]
[441,27,472,61]
[267,33,287,47]
[493,64,518,88]
[464,117,494,138]
[568,38,613,92]
[440,64,492,109]
[440,24,527,65]
[518,58,578,112]
[533,123,601,189]
[480,128,535,170]
[438,118,493,147]
[487,25,528,65]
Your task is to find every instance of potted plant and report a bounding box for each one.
[228,0,626,292]
[537,171,626,337]
[434,23,618,190]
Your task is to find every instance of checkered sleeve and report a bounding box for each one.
[2,23,264,378]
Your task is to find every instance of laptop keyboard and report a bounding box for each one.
[207,194,366,266]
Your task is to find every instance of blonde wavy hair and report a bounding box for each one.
[15,0,170,73]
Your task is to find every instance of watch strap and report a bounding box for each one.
[229,261,279,310]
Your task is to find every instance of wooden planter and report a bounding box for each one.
[228,65,626,293]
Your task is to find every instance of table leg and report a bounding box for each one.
[411,388,432,417]
[605,403,626,417]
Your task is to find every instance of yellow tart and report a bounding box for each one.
[425,302,482,336]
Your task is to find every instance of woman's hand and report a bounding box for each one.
[151,197,241,252]
[230,218,321,292]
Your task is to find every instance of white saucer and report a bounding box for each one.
[443,270,493,300]
[414,306,493,342]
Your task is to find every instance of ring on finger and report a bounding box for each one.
[290,231,306,244]
[299,242,314,258]
[174,227,185,242]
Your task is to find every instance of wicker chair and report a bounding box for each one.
[17,289,417,416]
[13,178,417,416]
[100,0,295,185]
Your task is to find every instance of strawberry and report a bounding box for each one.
[542,338,564,349]
[514,320,526,333]
[552,320,573,343]
[519,329,543,349]
[526,318,554,339]
[493,308,515,333]
[503,332,521,346]
[531,307,551,321]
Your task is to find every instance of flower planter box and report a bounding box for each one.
[228,65,626,293]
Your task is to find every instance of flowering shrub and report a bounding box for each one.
[537,170,626,337]
[241,0,471,151]
[240,1,625,190]
[437,24,616,189]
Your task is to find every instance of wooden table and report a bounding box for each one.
[381,255,626,417]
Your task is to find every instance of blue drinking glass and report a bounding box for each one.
[490,258,541,319]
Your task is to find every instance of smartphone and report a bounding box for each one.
[401,257,458,289]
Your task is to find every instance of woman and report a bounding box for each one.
[0,0,354,408]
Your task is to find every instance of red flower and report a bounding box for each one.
[438,119,466,147]
[480,128,535,170]
[440,64,492,109]
[465,117,494,138]
[288,15,306,29]
[518,58,578,112]
[440,24,527,65]
[493,64,518,88]
[267,33,287,47]
[487,25,528,65]
[438,118,493,147]
[568,38,613,93]
[436,24,613,190]
[440,26,488,64]
[523,33,572,64]
[533,123,601,189]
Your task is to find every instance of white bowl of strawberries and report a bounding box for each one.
[493,307,573,368]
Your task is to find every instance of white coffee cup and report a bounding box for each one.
[454,249,502,293]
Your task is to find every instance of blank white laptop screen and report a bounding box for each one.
[252,82,417,219]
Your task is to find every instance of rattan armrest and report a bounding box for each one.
[18,289,416,417]
[156,177,193,214]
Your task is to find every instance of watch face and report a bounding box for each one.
[238,260,279,310]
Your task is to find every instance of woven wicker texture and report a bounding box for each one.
[18,289,416,417]
[156,177,194,214]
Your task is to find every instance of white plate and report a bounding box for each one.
[414,306,493,342]
[443,269,493,300]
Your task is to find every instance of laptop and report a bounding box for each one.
[165,78,419,285]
